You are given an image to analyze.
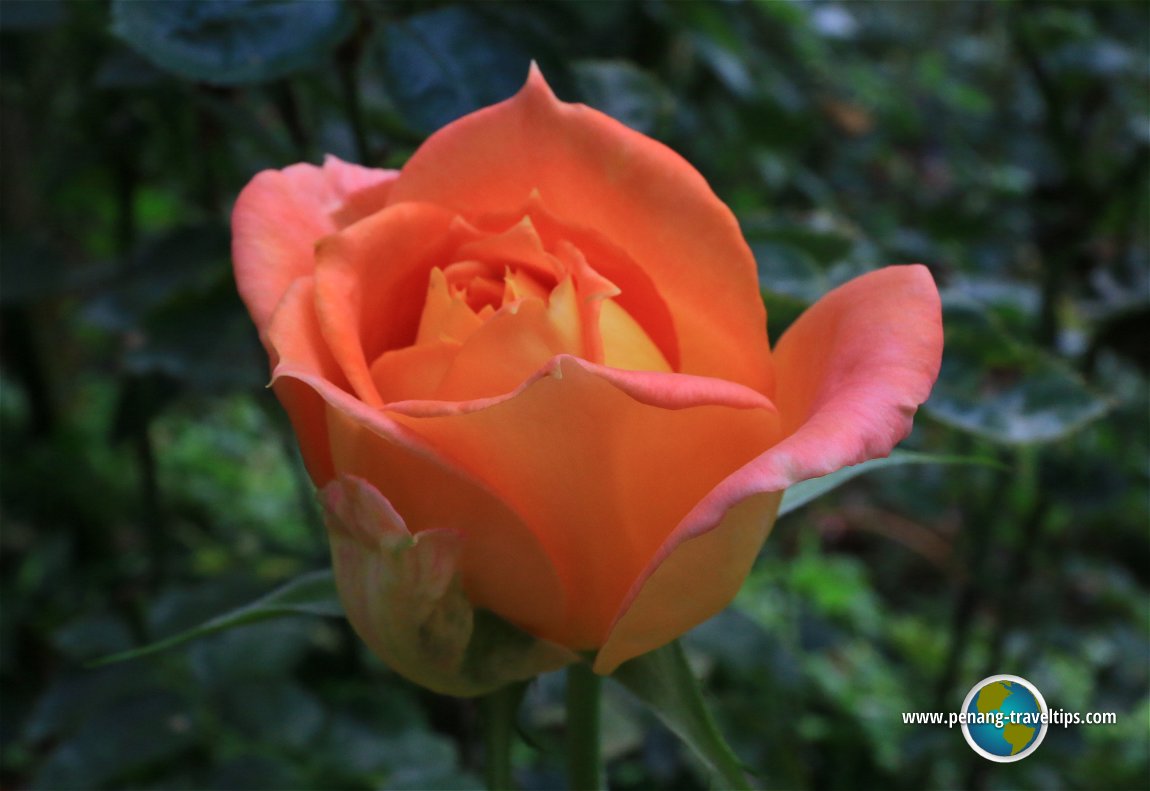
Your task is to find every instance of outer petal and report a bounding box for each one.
[593,491,782,674]
[386,357,782,649]
[324,403,570,639]
[266,265,569,636]
[387,66,773,394]
[769,264,943,457]
[232,155,397,342]
[594,265,943,671]
[265,276,350,485]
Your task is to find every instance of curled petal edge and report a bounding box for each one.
[270,355,778,483]
[382,355,777,418]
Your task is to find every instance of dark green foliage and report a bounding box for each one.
[1,1,1147,789]
[381,5,534,134]
[111,0,355,86]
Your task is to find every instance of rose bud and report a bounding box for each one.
[232,67,942,695]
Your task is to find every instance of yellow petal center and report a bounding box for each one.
[372,215,671,403]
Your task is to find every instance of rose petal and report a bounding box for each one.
[388,66,773,393]
[770,264,943,449]
[598,298,672,372]
[232,156,397,341]
[415,268,485,346]
[265,276,349,485]
[384,355,776,419]
[266,277,566,635]
[474,194,675,369]
[325,404,569,639]
[370,341,461,404]
[592,491,782,674]
[453,215,563,285]
[594,265,943,670]
[387,357,781,648]
[433,297,578,402]
[312,203,479,407]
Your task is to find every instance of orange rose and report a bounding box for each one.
[232,67,942,694]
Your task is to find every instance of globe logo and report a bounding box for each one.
[961,674,1048,762]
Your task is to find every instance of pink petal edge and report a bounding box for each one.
[232,156,397,343]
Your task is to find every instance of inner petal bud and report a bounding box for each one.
[504,267,550,304]
[415,267,484,346]
[373,216,674,404]
[441,260,504,313]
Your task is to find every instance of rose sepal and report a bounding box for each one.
[322,474,578,696]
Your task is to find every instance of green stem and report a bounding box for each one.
[481,684,518,791]
[566,662,604,791]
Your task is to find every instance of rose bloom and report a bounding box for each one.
[233,68,942,694]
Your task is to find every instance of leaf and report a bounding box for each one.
[121,281,267,393]
[925,300,1113,445]
[110,0,354,86]
[89,570,342,667]
[381,6,532,134]
[778,449,1003,518]
[81,225,230,331]
[217,680,325,749]
[32,690,196,789]
[0,238,110,305]
[611,641,752,790]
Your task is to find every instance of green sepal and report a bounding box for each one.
[89,569,342,667]
[323,475,576,697]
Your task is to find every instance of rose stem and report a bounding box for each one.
[566,662,604,791]
[481,683,519,790]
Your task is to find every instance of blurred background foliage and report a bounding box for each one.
[1,0,1147,789]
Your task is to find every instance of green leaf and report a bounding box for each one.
[611,641,752,790]
[90,570,342,667]
[382,6,532,134]
[778,449,1004,518]
[110,0,354,86]
[32,690,197,789]
[925,300,1113,445]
